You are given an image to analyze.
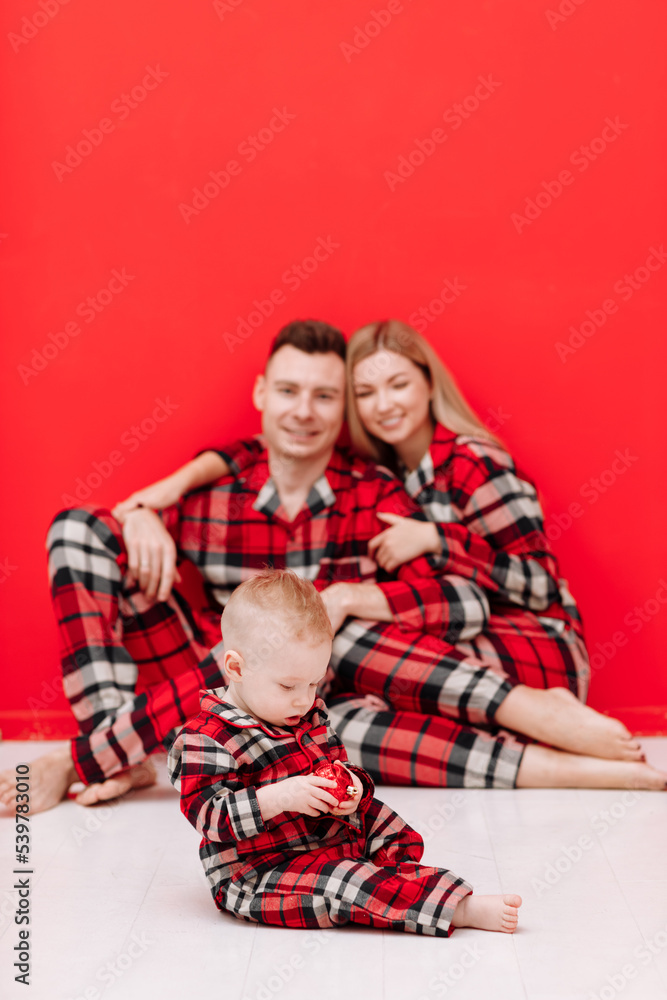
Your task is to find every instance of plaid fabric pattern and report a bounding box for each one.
[327,694,526,789]
[168,692,471,934]
[173,446,491,643]
[48,506,226,781]
[405,424,583,628]
[47,438,588,789]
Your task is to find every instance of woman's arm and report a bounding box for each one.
[113,437,265,523]
[322,466,491,644]
[424,439,562,611]
[368,513,441,572]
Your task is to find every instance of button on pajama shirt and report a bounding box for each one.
[167,692,472,934]
[47,438,587,790]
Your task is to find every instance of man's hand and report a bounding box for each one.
[319,582,354,633]
[121,508,181,602]
[368,513,440,573]
[330,765,364,818]
[256,775,339,821]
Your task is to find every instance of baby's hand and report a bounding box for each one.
[257,774,339,821]
[329,765,364,818]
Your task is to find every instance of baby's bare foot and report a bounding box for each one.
[451,893,522,933]
[75,759,157,806]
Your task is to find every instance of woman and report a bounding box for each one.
[113,321,665,791]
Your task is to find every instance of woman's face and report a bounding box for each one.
[352,350,433,449]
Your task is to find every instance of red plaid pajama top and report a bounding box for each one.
[168,692,472,934]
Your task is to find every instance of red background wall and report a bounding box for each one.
[1,0,666,739]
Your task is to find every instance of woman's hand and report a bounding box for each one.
[122,508,182,602]
[368,513,440,573]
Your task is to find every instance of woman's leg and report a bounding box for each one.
[328,694,527,788]
[516,744,667,790]
[330,612,644,763]
[327,696,667,790]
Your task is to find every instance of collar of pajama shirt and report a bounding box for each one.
[199,685,328,740]
[251,467,337,522]
[402,423,458,499]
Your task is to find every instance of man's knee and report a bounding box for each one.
[47,505,123,580]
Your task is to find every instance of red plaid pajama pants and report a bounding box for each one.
[47,506,588,787]
[219,795,472,935]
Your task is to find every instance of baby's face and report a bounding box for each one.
[232,636,331,728]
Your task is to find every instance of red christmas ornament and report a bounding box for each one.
[314,760,357,803]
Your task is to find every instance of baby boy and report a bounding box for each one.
[167,569,521,935]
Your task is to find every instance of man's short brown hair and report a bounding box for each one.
[268,320,346,363]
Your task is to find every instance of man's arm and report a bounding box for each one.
[113,436,265,602]
[113,452,229,523]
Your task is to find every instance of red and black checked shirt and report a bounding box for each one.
[213,430,578,625]
[167,692,376,898]
[164,445,491,643]
[402,423,578,622]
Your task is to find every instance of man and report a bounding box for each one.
[2,320,658,813]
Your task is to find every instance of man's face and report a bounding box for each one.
[253,345,346,464]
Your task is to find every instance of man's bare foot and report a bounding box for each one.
[451,893,522,933]
[0,746,78,815]
[75,759,157,806]
[517,744,667,789]
[496,686,645,761]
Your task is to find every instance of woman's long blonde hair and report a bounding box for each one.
[346,319,500,469]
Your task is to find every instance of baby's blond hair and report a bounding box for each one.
[221,570,333,665]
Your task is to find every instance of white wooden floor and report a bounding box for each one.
[1,739,667,1000]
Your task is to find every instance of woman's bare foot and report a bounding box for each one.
[0,746,78,815]
[451,893,522,933]
[358,693,391,711]
[75,759,157,806]
[495,686,645,761]
[517,744,667,789]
